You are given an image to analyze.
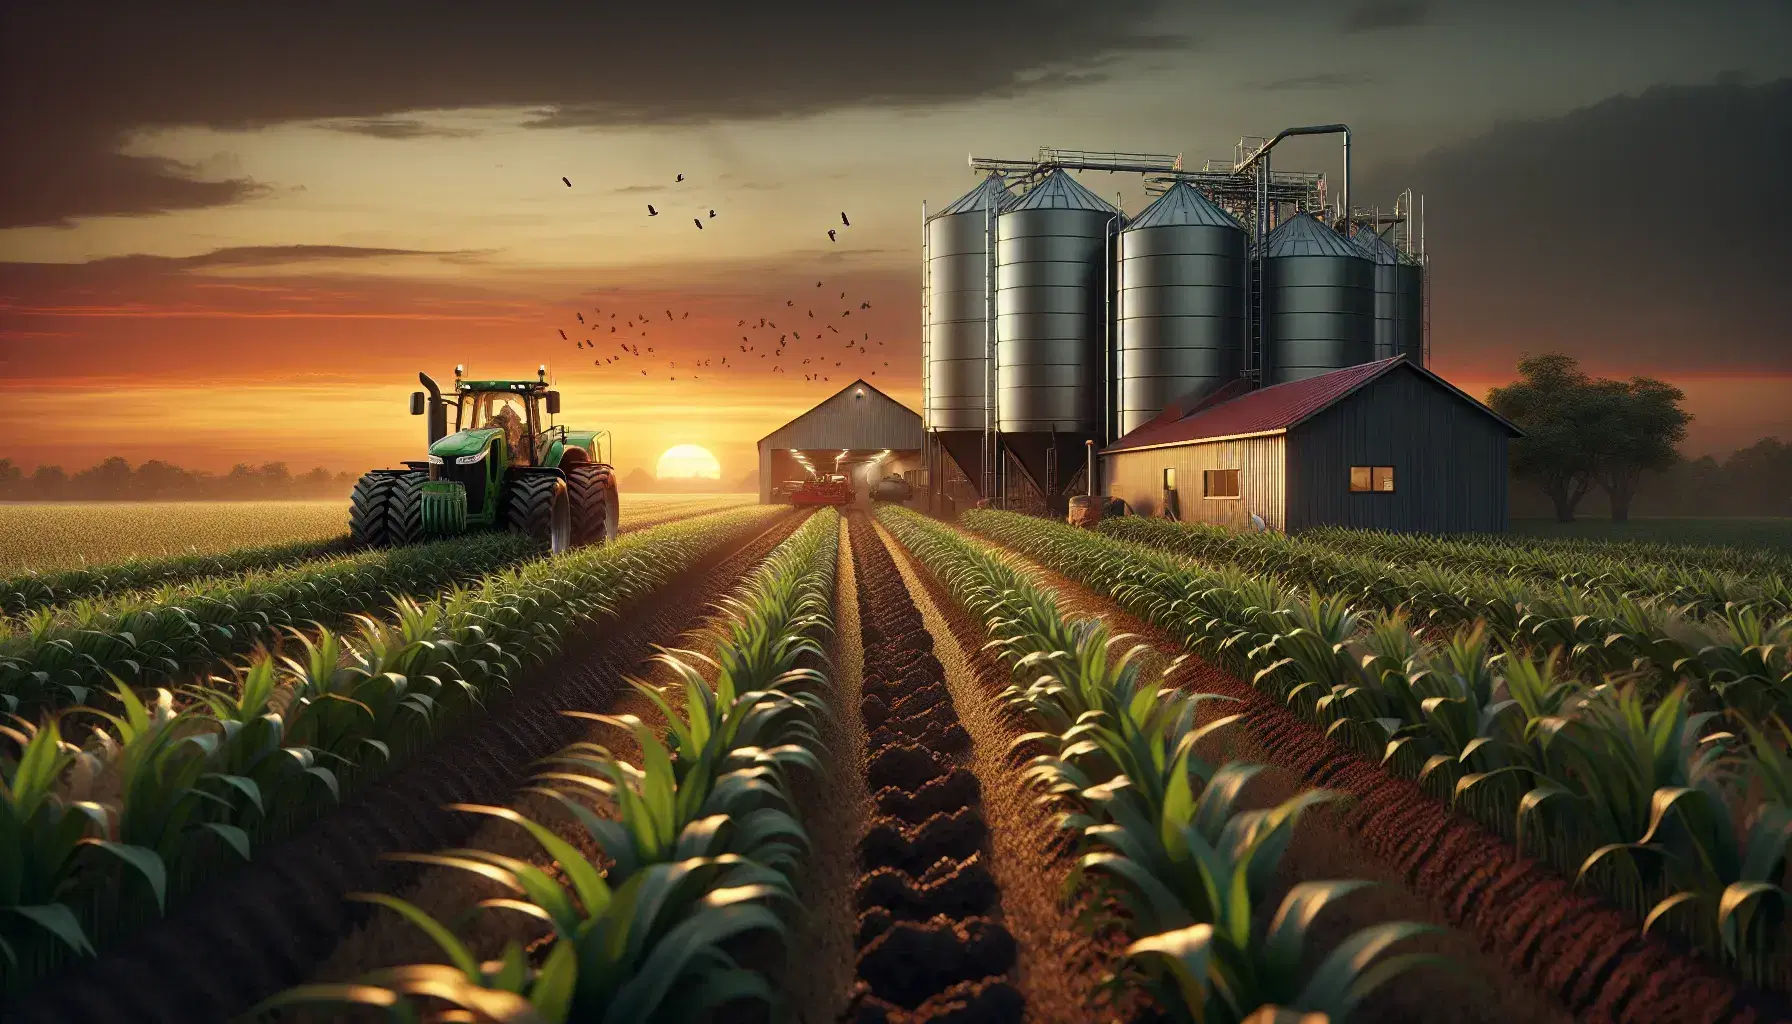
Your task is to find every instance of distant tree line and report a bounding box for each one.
[1493,353,1791,521]
[0,457,358,501]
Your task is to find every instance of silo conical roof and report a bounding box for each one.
[1007,169,1118,213]
[1349,225,1402,265]
[1125,181,1242,230]
[934,175,1016,217]
[1258,212,1363,258]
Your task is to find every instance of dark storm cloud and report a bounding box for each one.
[329,118,480,140]
[1359,78,1792,372]
[0,1,1184,227]
[0,247,485,292]
[1342,0,1429,32]
[1251,72,1379,92]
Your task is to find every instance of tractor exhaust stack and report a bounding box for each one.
[419,372,448,444]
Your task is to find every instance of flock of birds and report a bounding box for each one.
[555,172,890,387]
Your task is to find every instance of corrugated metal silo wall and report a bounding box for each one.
[1262,252,1375,385]
[925,210,991,432]
[1117,223,1247,435]
[1396,262,1425,365]
[994,206,1109,435]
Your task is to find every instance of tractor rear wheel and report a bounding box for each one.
[505,474,572,555]
[348,470,427,548]
[567,463,619,546]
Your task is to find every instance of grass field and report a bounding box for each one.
[1511,516,1792,553]
[0,493,756,573]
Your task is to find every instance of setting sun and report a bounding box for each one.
[656,444,721,479]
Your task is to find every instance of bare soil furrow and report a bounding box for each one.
[845,512,1022,1023]
[959,522,1786,1024]
[4,512,806,1024]
[877,520,1127,1024]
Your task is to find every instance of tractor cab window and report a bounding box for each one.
[460,393,532,464]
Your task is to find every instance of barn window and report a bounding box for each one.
[1350,466,1395,492]
[1163,468,1176,490]
[1203,469,1240,498]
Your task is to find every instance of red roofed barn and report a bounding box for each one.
[1100,356,1522,533]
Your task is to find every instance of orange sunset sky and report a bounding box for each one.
[2,3,1788,481]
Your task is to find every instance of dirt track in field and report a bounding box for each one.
[4,511,807,1024]
[843,512,1023,1023]
[950,518,1785,1024]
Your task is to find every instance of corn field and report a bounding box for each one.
[5,500,1790,1024]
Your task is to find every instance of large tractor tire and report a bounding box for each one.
[567,463,619,547]
[348,470,427,548]
[505,473,573,555]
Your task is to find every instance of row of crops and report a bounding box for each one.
[1339,525,1792,579]
[955,509,1792,992]
[0,494,754,617]
[1299,523,1792,610]
[881,507,1442,1021]
[0,496,757,715]
[1098,516,1792,720]
[260,508,843,1022]
[0,504,784,997]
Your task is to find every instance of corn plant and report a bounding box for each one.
[879,507,1444,1021]
[1127,881,1447,1024]
[0,507,784,998]
[0,536,350,619]
[260,508,840,1022]
[954,508,1792,987]
[258,857,790,1024]
[0,532,539,714]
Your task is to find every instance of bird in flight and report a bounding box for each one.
[647,204,658,216]
[676,173,684,182]
[828,229,836,242]
[562,177,571,187]
[694,218,703,229]
[841,211,850,226]
[558,329,567,340]
[709,209,716,218]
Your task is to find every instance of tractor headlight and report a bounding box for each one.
[455,450,488,466]
[428,454,445,465]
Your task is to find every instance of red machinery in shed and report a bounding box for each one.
[790,473,854,507]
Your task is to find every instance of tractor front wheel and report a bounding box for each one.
[567,463,619,546]
[505,474,572,555]
[349,470,426,548]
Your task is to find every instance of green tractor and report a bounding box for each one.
[349,365,619,553]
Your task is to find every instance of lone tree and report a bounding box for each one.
[1489,354,1602,522]
[1588,374,1690,522]
[1489,353,1690,523]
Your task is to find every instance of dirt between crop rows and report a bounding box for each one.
[955,521,1787,1024]
[843,512,1024,1023]
[4,510,808,1024]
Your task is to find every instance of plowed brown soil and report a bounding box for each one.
[878,520,1129,1024]
[5,512,806,1024]
[951,518,1787,1024]
[844,512,1022,1023]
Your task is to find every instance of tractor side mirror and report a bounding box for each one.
[545,391,561,416]
[410,392,427,416]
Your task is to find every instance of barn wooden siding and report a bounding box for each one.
[1285,367,1509,533]
[1104,433,1287,531]
[757,380,924,502]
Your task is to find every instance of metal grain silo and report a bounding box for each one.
[995,170,1119,510]
[1116,182,1247,435]
[924,175,1014,492]
[1351,225,1425,365]
[1259,213,1374,384]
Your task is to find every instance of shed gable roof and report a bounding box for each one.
[1102,357,1521,453]
[757,378,923,449]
